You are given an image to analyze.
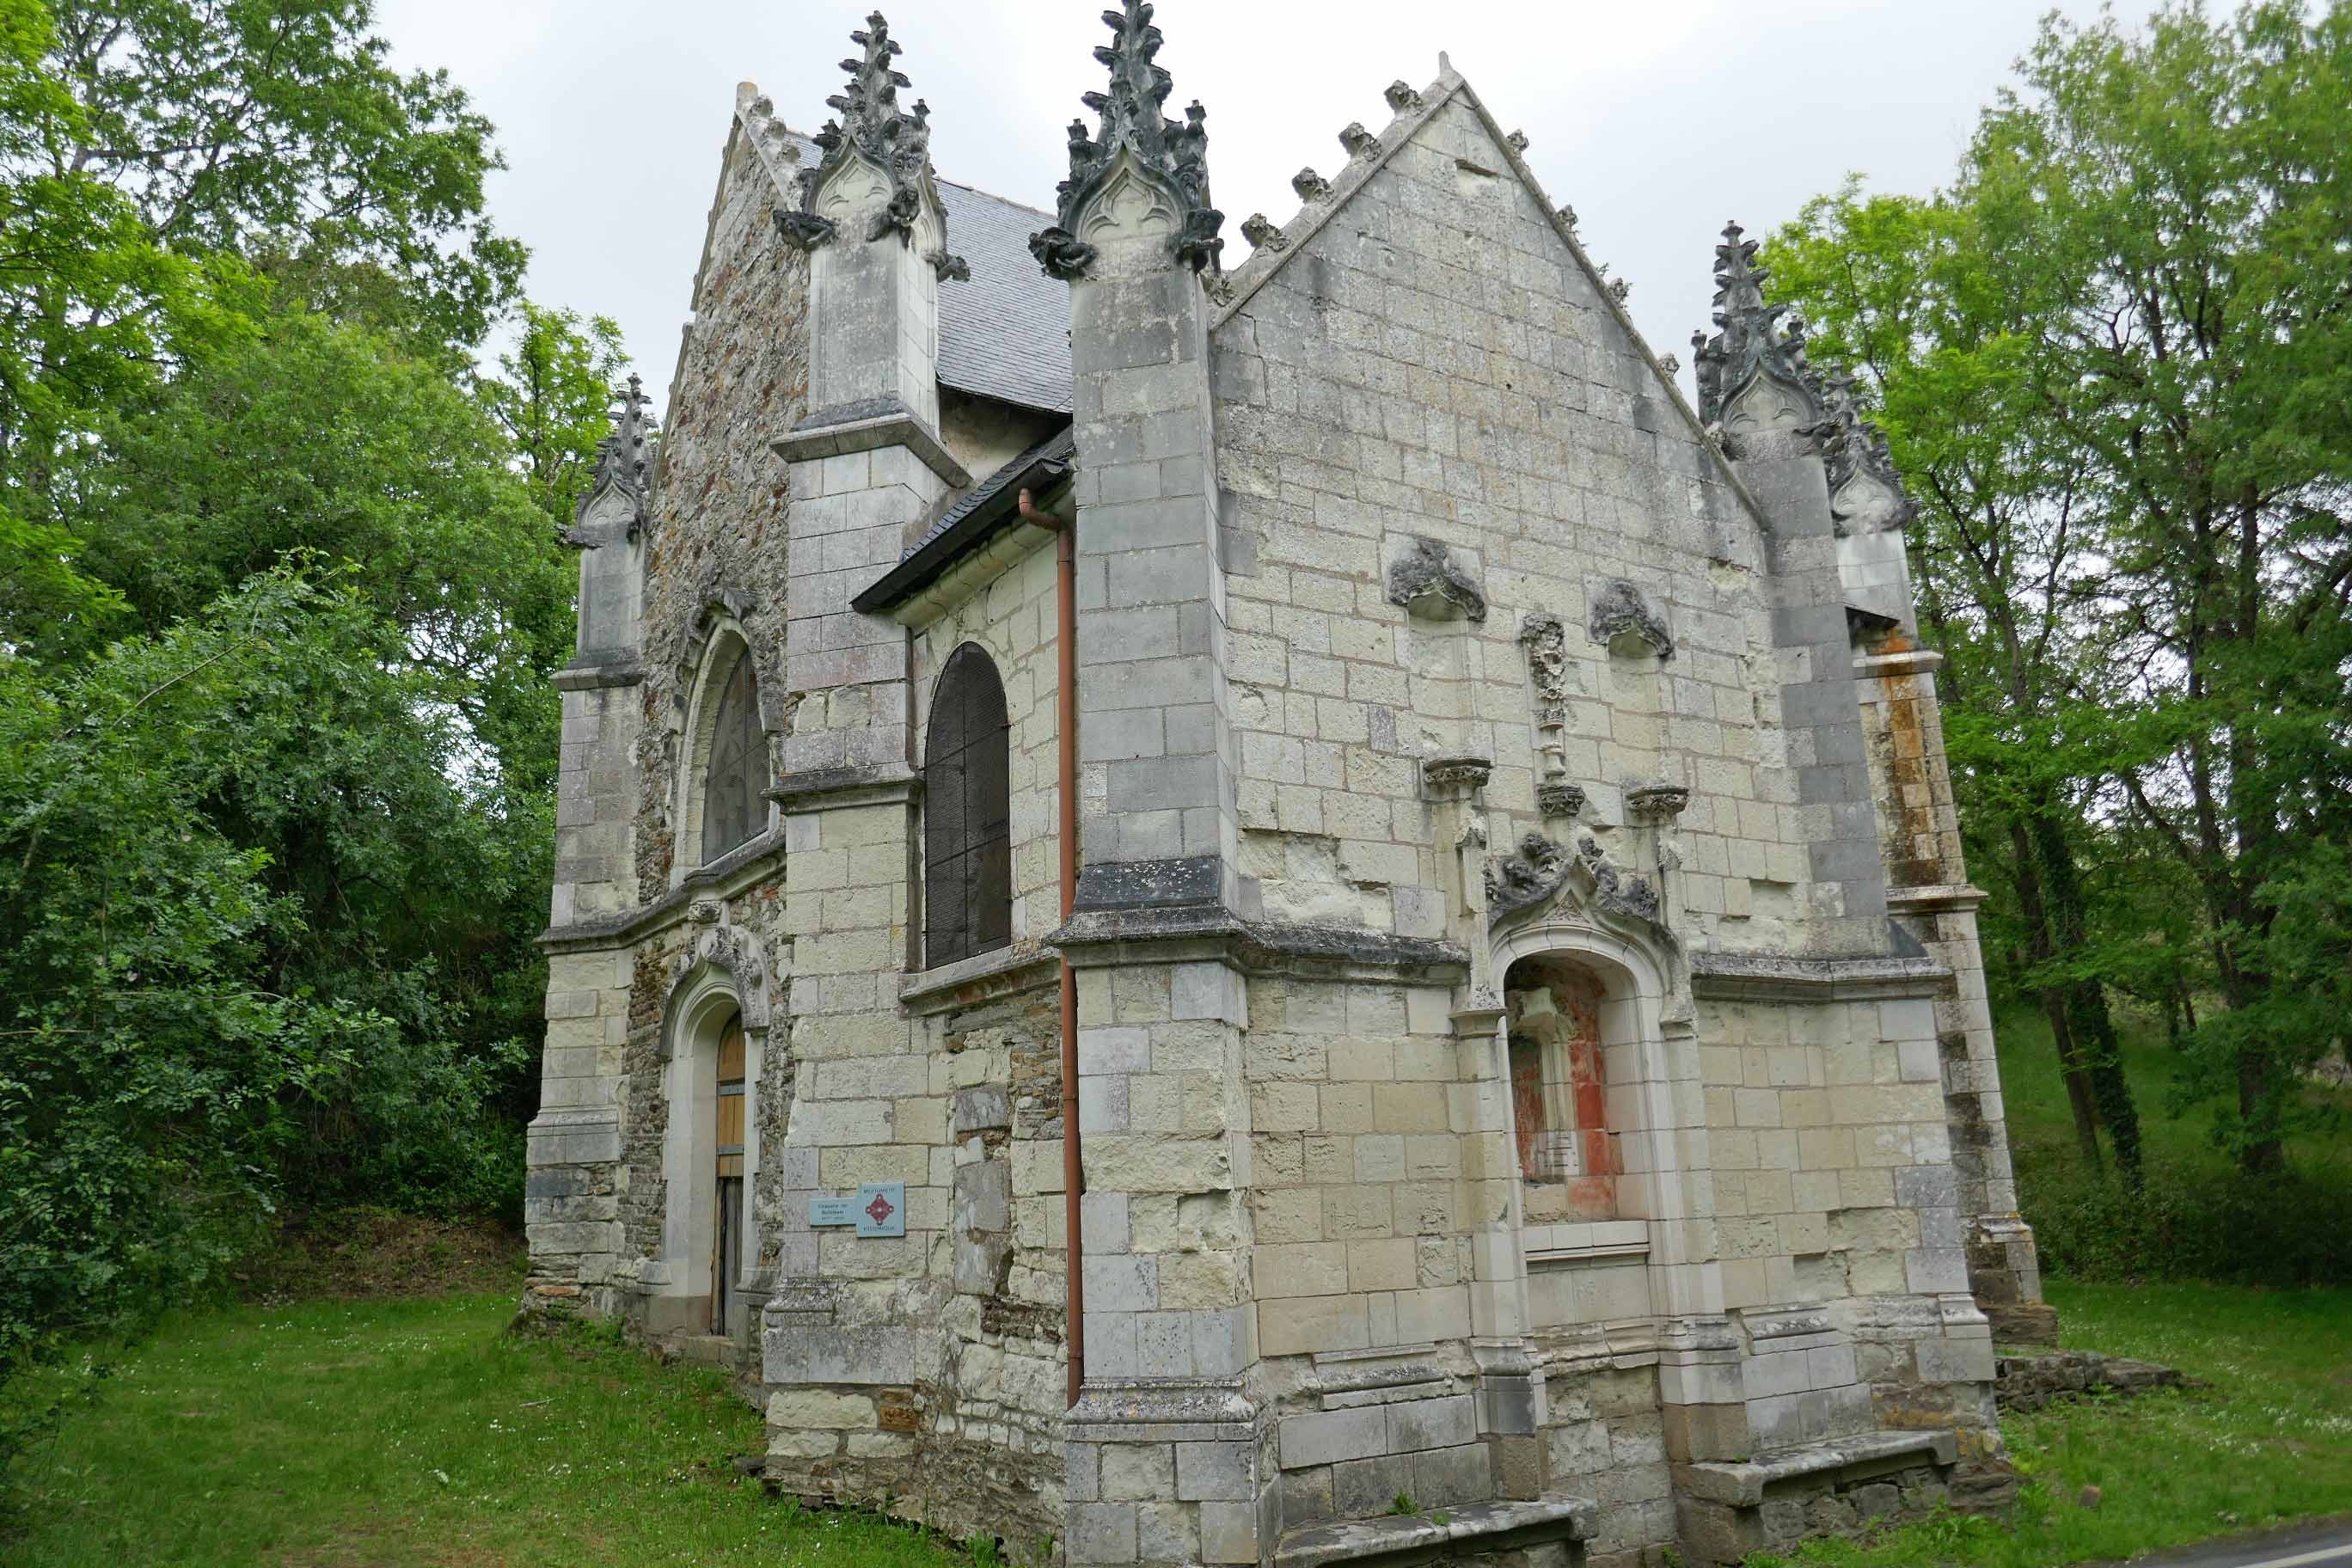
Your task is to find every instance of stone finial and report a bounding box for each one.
[1338,122,1378,159]
[773,12,964,273]
[1820,371,1918,535]
[1292,167,1332,203]
[1691,219,1834,449]
[1028,0,1223,280]
[1240,213,1287,252]
[1384,79,1425,114]
[569,373,657,542]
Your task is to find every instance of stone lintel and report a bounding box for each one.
[765,764,922,813]
[772,397,971,489]
[898,943,1061,1015]
[1687,952,1952,1004]
[1674,1429,1958,1508]
[1855,646,1946,681]
[1066,1377,1259,1442]
[1885,884,1989,916]
[1273,1497,1596,1568]
[554,655,647,691]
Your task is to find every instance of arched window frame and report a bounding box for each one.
[677,622,771,876]
[922,642,1012,970]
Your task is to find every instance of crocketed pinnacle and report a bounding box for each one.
[775,12,965,276]
[572,374,656,540]
[1029,1,1223,280]
[1690,220,1832,444]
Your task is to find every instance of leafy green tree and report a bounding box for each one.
[0,570,397,1456]
[42,0,523,358]
[64,308,575,782]
[1767,0,2352,1175]
[480,302,629,532]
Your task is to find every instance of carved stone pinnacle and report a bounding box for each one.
[1031,1,1222,279]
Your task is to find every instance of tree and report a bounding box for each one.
[41,0,523,358]
[1767,1,2352,1175]
[479,302,628,533]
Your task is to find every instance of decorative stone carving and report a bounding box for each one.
[1608,276,1631,304]
[1821,371,1917,536]
[928,248,971,282]
[1505,128,1529,153]
[1519,611,1568,695]
[1292,167,1332,203]
[689,898,724,924]
[1587,578,1674,659]
[1626,785,1690,823]
[567,374,656,542]
[1690,220,1834,455]
[1384,79,1424,114]
[1555,204,1578,231]
[772,12,964,276]
[1422,755,1493,795]
[1519,611,1582,809]
[1386,536,1486,622]
[1538,781,1586,820]
[1240,213,1288,252]
[1659,352,1681,377]
[1485,831,1663,931]
[1028,0,1222,280]
[1338,122,1378,159]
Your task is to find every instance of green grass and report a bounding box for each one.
[3,1293,966,1567]
[1749,1279,2352,1568]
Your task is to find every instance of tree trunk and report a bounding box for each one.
[2009,818,2104,1168]
[2026,811,2143,1187]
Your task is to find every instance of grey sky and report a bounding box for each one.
[373,0,2103,413]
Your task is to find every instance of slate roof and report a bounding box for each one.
[782,132,1072,415]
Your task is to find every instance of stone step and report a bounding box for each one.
[1275,1497,1598,1568]
[1675,1428,1957,1508]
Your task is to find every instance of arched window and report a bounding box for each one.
[924,644,1010,968]
[700,645,765,863]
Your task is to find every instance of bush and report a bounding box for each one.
[2024,1159,2352,1287]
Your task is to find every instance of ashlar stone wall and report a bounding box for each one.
[1212,95,1839,962]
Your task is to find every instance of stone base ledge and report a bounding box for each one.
[1274,1496,1596,1568]
[1675,1429,1957,1508]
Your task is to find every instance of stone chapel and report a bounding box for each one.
[526,8,2053,1565]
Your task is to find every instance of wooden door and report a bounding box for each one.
[713,1016,746,1334]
